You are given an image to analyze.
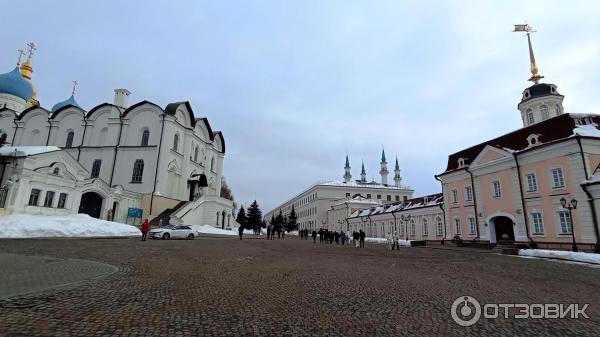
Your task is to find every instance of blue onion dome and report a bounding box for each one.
[51,95,80,112]
[0,66,33,101]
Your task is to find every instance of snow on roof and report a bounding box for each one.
[0,146,61,157]
[317,180,411,190]
[584,167,600,184]
[573,124,600,138]
[348,193,443,218]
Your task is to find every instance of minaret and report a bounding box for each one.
[513,24,564,127]
[394,156,402,187]
[343,155,352,183]
[360,161,367,183]
[379,148,388,186]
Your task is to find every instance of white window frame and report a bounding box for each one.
[436,217,444,236]
[557,210,572,234]
[468,216,477,235]
[464,186,473,202]
[492,180,502,198]
[526,109,534,125]
[525,173,538,192]
[540,105,549,120]
[531,212,545,235]
[454,217,461,236]
[410,219,416,236]
[422,218,428,236]
[451,189,458,203]
[550,167,565,189]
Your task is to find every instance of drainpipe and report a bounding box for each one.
[367,214,373,237]
[434,174,447,245]
[77,115,89,161]
[513,152,535,247]
[464,166,481,240]
[576,136,600,252]
[45,118,52,146]
[344,202,350,232]
[109,112,124,187]
[10,119,18,145]
[150,113,167,215]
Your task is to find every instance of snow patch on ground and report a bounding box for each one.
[0,214,141,238]
[519,249,600,265]
[364,237,412,247]
[191,225,255,236]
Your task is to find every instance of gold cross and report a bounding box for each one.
[16,49,25,65]
[72,80,78,95]
[26,42,36,60]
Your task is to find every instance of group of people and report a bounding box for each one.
[296,228,367,248]
[385,232,402,250]
[266,224,285,240]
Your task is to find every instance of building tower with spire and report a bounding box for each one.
[360,161,367,183]
[343,155,352,183]
[513,24,564,127]
[379,148,388,186]
[394,156,402,187]
[20,42,39,107]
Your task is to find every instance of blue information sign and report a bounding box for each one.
[127,207,143,218]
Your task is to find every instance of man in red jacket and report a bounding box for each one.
[141,219,150,241]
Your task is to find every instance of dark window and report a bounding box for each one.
[403,196,408,202]
[57,193,67,208]
[387,195,391,201]
[194,146,199,162]
[65,131,74,148]
[346,193,351,198]
[43,191,55,207]
[52,167,59,175]
[141,130,150,146]
[91,159,102,178]
[131,159,144,183]
[367,194,371,199]
[377,195,381,199]
[395,195,400,201]
[173,134,179,152]
[28,189,41,206]
[0,133,7,144]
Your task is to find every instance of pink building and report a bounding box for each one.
[437,85,600,252]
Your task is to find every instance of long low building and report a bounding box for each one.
[265,153,414,230]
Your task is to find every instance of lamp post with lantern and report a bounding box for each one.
[560,197,578,252]
[400,214,412,241]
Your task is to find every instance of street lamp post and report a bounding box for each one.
[560,197,578,252]
[400,214,412,241]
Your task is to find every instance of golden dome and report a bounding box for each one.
[20,60,32,80]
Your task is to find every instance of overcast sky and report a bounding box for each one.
[3,1,600,212]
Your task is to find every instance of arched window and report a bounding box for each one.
[526,109,534,125]
[436,217,444,236]
[540,105,549,120]
[422,218,428,236]
[141,130,150,146]
[410,219,416,236]
[555,104,561,116]
[65,131,74,148]
[211,157,215,171]
[173,133,179,152]
[194,146,199,162]
[0,133,7,145]
[131,159,144,183]
[52,167,60,175]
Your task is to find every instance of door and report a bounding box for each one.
[79,192,103,219]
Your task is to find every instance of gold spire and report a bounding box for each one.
[513,24,544,84]
[20,42,39,106]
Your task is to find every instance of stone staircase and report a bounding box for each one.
[149,201,188,227]
[493,240,530,255]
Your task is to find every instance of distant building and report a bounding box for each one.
[265,151,414,230]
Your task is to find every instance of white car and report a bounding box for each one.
[149,225,197,240]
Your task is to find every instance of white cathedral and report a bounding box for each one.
[0,44,234,228]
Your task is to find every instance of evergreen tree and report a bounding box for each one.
[236,206,247,229]
[270,214,275,227]
[246,200,263,230]
[287,205,298,232]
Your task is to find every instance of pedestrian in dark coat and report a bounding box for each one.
[334,231,340,245]
[359,230,366,248]
[312,230,317,243]
[318,229,324,243]
[238,225,244,240]
[267,225,272,240]
[340,231,346,245]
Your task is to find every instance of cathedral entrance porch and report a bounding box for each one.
[489,215,515,244]
[78,192,104,219]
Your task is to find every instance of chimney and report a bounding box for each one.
[113,89,131,109]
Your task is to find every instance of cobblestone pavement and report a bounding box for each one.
[0,237,599,337]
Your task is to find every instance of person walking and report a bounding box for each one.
[238,225,244,240]
[334,231,340,245]
[312,230,317,243]
[267,225,272,240]
[386,232,393,250]
[353,231,359,248]
[340,231,346,245]
[281,230,285,240]
[318,229,324,243]
[392,231,400,250]
[141,219,150,241]
[359,230,366,248]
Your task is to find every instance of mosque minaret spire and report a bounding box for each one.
[360,161,367,183]
[343,154,352,184]
[379,148,388,186]
[394,156,402,187]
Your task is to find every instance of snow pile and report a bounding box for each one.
[0,214,141,238]
[363,238,412,247]
[519,249,600,265]
[398,239,412,247]
[191,225,255,236]
[573,124,600,138]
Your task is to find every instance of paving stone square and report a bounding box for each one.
[0,237,599,337]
